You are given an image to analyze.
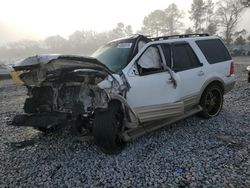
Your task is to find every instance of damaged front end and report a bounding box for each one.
[12,55,133,131]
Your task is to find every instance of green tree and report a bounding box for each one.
[165,3,184,35]
[140,10,167,37]
[1,40,43,59]
[185,27,194,34]
[112,22,125,38]
[206,23,217,35]
[190,0,206,32]
[124,25,133,36]
[204,0,218,35]
[241,0,250,7]
[44,35,68,51]
[111,22,133,38]
[190,0,217,34]
[248,35,250,44]
[235,35,246,45]
[68,30,85,52]
[204,0,214,28]
[216,0,246,46]
[233,29,247,38]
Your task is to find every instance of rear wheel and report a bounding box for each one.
[198,84,224,119]
[93,101,125,154]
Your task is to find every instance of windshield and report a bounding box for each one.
[92,41,133,73]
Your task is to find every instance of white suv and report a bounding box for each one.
[11,34,235,154]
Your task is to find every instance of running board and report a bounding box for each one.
[121,105,202,141]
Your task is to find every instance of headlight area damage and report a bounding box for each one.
[12,55,138,153]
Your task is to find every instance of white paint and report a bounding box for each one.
[124,43,182,108]
[123,36,235,109]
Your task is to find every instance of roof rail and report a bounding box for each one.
[151,33,209,41]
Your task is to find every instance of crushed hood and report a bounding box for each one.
[14,54,113,73]
[13,54,121,87]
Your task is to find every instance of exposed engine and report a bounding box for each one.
[11,55,135,130]
[24,74,109,117]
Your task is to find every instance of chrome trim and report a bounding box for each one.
[134,102,184,123]
[122,105,202,141]
[181,94,200,109]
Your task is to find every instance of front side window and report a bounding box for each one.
[172,43,201,72]
[137,46,163,75]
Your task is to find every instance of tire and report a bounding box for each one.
[93,101,125,154]
[198,84,224,119]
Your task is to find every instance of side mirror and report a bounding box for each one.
[167,69,177,88]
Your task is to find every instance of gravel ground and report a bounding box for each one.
[0,58,249,187]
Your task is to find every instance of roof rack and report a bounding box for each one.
[151,33,209,41]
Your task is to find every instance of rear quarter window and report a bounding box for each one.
[196,39,231,64]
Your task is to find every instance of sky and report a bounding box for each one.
[0,0,249,45]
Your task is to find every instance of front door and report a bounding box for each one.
[124,44,184,123]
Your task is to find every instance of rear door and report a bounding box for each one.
[163,42,206,107]
[195,39,233,77]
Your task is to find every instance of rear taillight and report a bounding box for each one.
[230,61,234,76]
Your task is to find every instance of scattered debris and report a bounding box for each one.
[10,139,36,149]
[176,167,185,174]
[215,134,244,148]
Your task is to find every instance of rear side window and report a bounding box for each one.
[172,43,201,72]
[196,39,231,64]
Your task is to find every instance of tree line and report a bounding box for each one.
[140,0,250,46]
[0,0,250,61]
[0,23,133,61]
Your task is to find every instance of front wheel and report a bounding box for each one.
[198,84,224,119]
[93,101,125,154]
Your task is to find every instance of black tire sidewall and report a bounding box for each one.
[199,85,224,119]
[93,101,125,154]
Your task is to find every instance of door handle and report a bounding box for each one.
[198,71,204,76]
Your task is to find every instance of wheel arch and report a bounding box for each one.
[109,94,139,125]
[199,78,225,102]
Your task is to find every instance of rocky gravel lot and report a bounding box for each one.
[0,59,249,187]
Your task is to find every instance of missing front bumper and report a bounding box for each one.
[12,112,69,129]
